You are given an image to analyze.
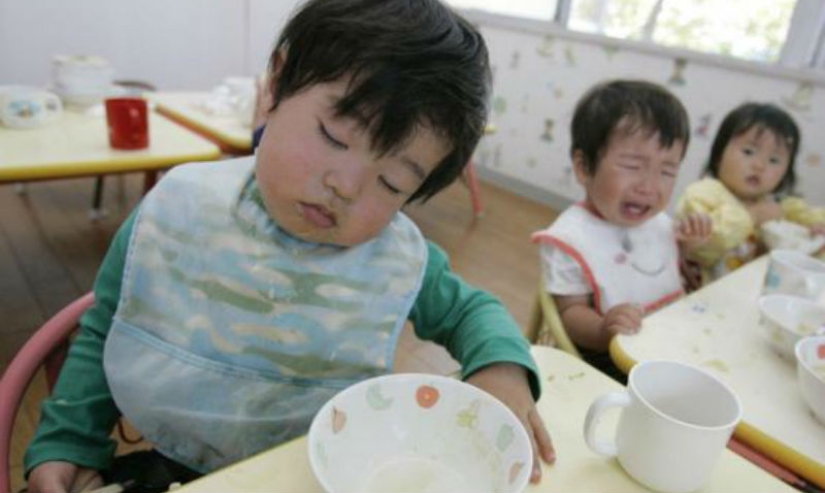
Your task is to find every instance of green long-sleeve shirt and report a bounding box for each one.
[25,211,539,474]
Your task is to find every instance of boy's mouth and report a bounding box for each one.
[620,202,651,221]
[746,175,761,187]
[300,202,337,228]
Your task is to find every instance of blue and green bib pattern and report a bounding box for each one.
[103,156,427,472]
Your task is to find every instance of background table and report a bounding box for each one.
[0,109,221,186]
[174,346,793,493]
[148,92,252,154]
[611,256,825,489]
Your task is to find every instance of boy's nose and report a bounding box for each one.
[323,161,369,202]
[636,171,660,195]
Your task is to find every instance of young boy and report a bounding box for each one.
[25,1,554,491]
[532,80,711,381]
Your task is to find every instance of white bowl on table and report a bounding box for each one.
[307,373,532,493]
[795,335,825,425]
[758,294,825,360]
[761,220,825,255]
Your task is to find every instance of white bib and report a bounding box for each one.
[534,205,683,315]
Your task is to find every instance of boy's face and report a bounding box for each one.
[717,126,791,202]
[575,127,684,228]
[254,78,450,246]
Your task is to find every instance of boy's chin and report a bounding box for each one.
[612,211,655,228]
[281,224,366,248]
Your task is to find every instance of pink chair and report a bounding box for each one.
[463,160,484,218]
[0,292,94,493]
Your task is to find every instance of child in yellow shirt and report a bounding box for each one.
[677,103,825,283]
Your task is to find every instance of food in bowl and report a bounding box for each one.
[761,220,825,255]
[308,373,532,493]
[795,336,825,425]
[758,294,825,360]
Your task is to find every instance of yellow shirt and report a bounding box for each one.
[676,177,825,282]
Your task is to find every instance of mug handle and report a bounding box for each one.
[583,390,631,457]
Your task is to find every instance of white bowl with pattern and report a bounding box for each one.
[308,373,532,493]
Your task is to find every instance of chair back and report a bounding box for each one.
[0,292,94,493]
[528,279,581,358]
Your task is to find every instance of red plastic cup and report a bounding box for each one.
[104,97,149,149]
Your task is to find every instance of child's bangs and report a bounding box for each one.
[743,123,797,154]
[332,70,440,157]
[613,111,686,151]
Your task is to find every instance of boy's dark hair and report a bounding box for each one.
[270,0,491,203]
[704,102,800,196]
[570,79,690,175]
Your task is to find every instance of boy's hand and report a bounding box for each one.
[466,363,556,484]
[27,461,103,493]
[675,213,712,250]
[601,303,643,336]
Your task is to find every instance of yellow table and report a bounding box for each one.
[0,109,221,184]
[175,346,792,493]
[611,256,825,489]
[148,92,252,154]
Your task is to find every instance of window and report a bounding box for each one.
[446,0,560,21]
[446,0,805,65]
[568,0,797,63]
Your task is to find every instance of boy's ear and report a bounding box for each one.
[270,48,287,84]
[572,150,590,186]
[254,48,286,127]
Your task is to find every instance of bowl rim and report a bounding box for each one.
[795,335,825,372]
[758,294,825,334]
[307,372,532,493]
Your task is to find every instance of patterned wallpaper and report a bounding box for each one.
[472,22,825,211]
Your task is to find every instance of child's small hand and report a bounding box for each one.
[466,363,556,483]
[810,223,825,237]
[601,303,643,336]
[747,198,783,226]
[676,213,713,250]
[27,461,103,493]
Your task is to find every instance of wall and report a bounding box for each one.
[469,12,825,210]
[0,0,298,90]
[1,1,823,209]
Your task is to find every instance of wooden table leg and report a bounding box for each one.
[143,170,158,194]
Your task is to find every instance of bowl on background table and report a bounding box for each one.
[759,294,825,360]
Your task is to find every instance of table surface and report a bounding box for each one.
[147,92,252,153]
[175,346,793,493]
[611,256,825,489]
[0,108,221,183]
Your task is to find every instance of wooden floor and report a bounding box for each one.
[1,172,557,491]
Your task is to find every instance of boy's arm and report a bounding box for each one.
[555,295,642,352]
[408,242,540,398]
[24,211,136,475]
[408,242,555,481]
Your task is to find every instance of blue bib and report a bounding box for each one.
[103,156,427,472]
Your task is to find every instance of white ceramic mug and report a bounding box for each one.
[0,88,62,128]
[763,249,825,304]
[584,360,742,493]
